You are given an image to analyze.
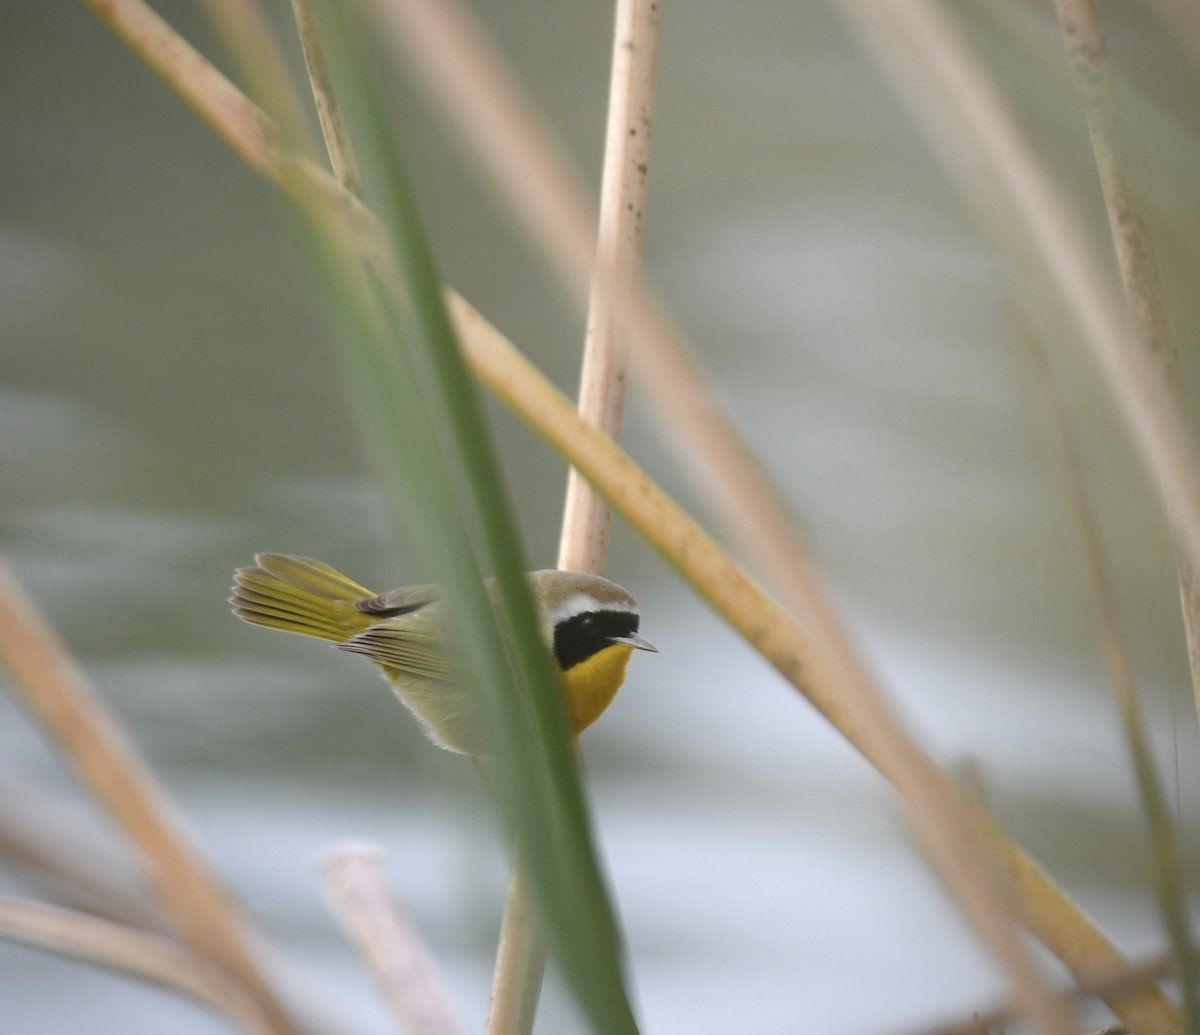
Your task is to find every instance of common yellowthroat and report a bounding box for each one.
[230,553,656,755]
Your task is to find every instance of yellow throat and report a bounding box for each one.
[561,642,635,735]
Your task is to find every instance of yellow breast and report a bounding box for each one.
[560,643,635,735]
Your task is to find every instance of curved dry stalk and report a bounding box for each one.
[0,557,300,1035]
[321,846,469,1035]
[0,896,273,1035]
[77,3,1180,1031]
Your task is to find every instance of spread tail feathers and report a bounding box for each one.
[230,553,376,643]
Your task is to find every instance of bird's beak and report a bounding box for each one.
[613,632,658,653]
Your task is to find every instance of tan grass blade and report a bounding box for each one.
[321,846,469,1035]
[0,557,301,1035]
[0,896,273,1035]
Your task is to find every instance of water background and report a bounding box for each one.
[2,3,1199,1034]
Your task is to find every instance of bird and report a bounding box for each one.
[230,553,656,755]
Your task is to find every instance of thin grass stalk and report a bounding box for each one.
[487,3,661,1032]
[0,897,273,1035]
[1028,330,1199,1034]
[833,0,1200,624]
[485,863,546,1035]
[0,557,300,1035]
[557,0,660,575]
[291,0,363,196]
[321,846,468,1035]
[78,4,1179,1030]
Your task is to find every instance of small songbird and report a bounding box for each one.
[230,553,656,755]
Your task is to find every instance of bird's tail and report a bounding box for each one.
[231,553,376,643]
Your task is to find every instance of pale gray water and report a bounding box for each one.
[2,2,1199,1034]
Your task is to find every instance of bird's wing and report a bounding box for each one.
[355,584,441,617]
[337,625,451,679]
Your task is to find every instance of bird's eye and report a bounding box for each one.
[581,614,598,634]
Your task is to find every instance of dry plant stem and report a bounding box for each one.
[0,557,299,1035]
[485,864,548,1035]
[448,291,1177,1035]
[77,3,1176,1030]
[1050,0,1200,736]
[322,847,469,1035]
[835,0,1200,616]
[0,896,273,1035]
[489,3,661,1031]
[558,0,660,575]
[291,0,362,196]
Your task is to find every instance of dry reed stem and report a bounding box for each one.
[321,846,469,1035]
[485,863,547,1035]
[0,896,273,1035]
[1050,0,1200,737]
[834,0,1200,635]
[0,557,300,1035]
[291,0,362,196]
[78,2,1178,1030]
[557,0,660,575]
[489,3,662,1030]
